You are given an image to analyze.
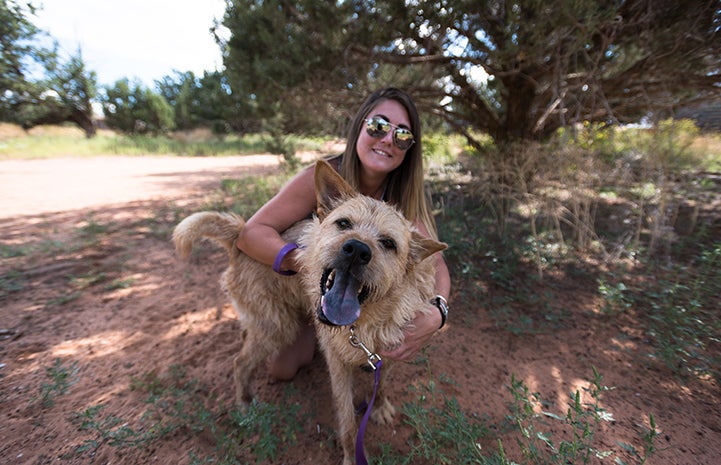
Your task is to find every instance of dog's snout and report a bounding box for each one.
[342,239,371,265]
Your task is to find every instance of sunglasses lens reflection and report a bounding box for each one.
[393,130,414,150]
[365,116,414,150]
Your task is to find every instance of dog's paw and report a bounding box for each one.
[370,397,396,425]
[234,399,251,414]
[234,390,253,414]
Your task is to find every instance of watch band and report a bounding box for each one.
[431,295,449,329]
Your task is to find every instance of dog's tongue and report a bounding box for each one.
[321,270,361,326]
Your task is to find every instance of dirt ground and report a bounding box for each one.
[0,154,719,465]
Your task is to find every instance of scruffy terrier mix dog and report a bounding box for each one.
[173,160,446,464]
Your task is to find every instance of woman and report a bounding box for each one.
[236,87,451,380]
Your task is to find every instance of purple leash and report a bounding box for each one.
[348,327,383,465]
[355,359,382,465]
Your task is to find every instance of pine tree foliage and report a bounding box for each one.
[220,0,721,143]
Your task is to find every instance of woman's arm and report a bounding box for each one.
[414,217,452,303]
[236,165,317,273]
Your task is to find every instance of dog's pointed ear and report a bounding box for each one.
[409,230,448,265]
[314,160,356,220]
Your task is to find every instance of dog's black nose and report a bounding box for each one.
[342,239,371,265]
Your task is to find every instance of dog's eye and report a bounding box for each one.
[335,218,352,230]
[379,237,397,251]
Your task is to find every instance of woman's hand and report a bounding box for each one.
[379,306,442,361]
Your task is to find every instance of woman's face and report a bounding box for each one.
[355,99,412,177]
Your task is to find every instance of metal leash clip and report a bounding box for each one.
[349,326,381,371]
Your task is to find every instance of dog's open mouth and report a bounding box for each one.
[318,268,370,326]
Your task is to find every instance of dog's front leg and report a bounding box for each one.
[370,363,396,425]
[324,353,358,465]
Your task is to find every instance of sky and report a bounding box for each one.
[32,0,228,87]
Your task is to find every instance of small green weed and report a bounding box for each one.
[373,368,659,465]
[37,238,71,254]
[616,414,658,465]
[75,403,177,450]
[373,376,496,465]
[46,291,82,306]
[631,242,721,381]
[0,270,25,296]
[505,367,657,465]
[229,395,304,462]
[79,218,111,238]
[597,276,633,315]
[144,204,186,239]
[70,272,109,289]
[488,298,536,336]
[402,395,490,464]
[104,277,135,291]
[75,365,306,463]
[39,358,79,407]
[487,245,523,292]
[76,367,207,452]
[0,243,30,258]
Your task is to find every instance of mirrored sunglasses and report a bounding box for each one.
[365,116,415,150]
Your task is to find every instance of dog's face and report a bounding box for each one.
[298,161,446,327]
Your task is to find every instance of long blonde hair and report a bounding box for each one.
[336,87,439,240]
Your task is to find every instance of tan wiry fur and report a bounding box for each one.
[173,161,446,465]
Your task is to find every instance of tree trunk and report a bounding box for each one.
[69,108,97,138]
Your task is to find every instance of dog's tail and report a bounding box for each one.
[173,211,244,259]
